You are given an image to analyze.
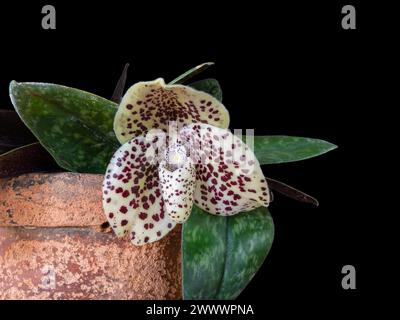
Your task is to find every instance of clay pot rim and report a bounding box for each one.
[0,172,108,228]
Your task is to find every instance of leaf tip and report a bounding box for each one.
[9,80,21,111]
[198,62,215,68]
[9,80,19,93]
[327,142,338,151]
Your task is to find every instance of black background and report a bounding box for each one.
[0,0,393,317]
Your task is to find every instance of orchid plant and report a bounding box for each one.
[5,63,337,299]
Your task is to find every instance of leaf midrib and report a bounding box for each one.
[214,216,229,299]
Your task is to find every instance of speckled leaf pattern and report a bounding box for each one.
[251,135,337,165]
[189,79,223,102]
[182,206,227,299]
[216,207,274,299]
[9,81,119,173]
[182,205,274,300]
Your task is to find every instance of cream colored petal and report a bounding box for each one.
[114,78,230,144]
[102,136,176,245]
[180,124,270,216]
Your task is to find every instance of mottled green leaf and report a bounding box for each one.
[9,81,119,173]
[182,205,274,300]
[249,135,337,165]
[189,78,223,102]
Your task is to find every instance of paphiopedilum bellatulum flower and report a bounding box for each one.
[102,79,270,245]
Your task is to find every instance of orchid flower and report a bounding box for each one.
[102,79,270,245]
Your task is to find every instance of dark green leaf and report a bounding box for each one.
[266,177,319,206]
[182,205,274,300]
[189,79,223,102]
[169,62,214,85]
[249,135,337,165]
[0,143,61,179]
[111,63,130,103]
[0,110,37,154]
[9,81,119,173]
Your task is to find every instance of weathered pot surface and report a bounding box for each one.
[0,172,182,300]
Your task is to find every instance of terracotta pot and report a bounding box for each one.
[0,172,182,300]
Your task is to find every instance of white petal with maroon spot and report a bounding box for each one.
[114,78,230,144]
[102,136,176,245]
[180,124,270,216]
[159,159,196,223]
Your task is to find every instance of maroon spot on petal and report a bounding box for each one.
[122,190,130,198]
[108,212,114,218]
[115,187,123,193]
[119,206,128,214]
[121,220,128,226]
[126,104,133,110]
[156,231,161,237]
[144,237,149,243]
[129,199,138,208]
[139,212,148,220]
